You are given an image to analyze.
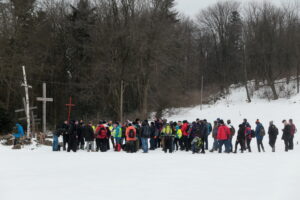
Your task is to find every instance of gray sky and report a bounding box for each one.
[175,0,285,18]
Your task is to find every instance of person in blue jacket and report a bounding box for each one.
[255,119,265,152]
[13,123,25,145]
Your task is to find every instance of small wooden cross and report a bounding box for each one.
[65,96,75,123]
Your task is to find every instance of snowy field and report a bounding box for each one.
[1,83,300,200]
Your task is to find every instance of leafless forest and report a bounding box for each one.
[0,0,300,132]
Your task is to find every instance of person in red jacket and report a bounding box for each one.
[181,120,190,151]
[95,121,108,152]
[217,120,231,153]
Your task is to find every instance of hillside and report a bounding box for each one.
[165,79,300,130]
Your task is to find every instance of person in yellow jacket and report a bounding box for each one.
[161,123,174,153]
[173,122,183,151]
[108,121,115,148]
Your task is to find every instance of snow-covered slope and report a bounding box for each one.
[166,80,300,132]
[1,80,300,200]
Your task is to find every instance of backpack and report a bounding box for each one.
[260,128,265,137]
[251,130,255,138]
[230,126,236,136]
[274,126,279,135]
[164,125,172,135]
[99,127,107,139]
[128,129,135,138]
[195,125,201,136]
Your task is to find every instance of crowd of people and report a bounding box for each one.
[52,118,297,154]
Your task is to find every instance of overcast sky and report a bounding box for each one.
[175,0,285,18]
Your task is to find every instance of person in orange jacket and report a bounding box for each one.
[125,124,137,153]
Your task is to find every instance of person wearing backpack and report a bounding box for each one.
[255,119,265,152]
[95,122,108,152]
[125,124,137,153]
[233,124,245,153]
[244,124,252,152]
[227,120,235,152]
[140,120,151,153]
[289,119,297,150]
[268,121,278,152]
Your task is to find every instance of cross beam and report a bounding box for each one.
[36,83,53,133]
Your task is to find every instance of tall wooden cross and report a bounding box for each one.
[65,96,75,123]
[21,66,32,137]
[37,83,53,134]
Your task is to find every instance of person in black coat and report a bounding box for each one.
[140,120,151,153]
[67,120,79,152]
[83,122,95,152]
[234,124,245,153]
[268,121,278,152]
[191,120,205,153]
[149,122,156,150]
[62,120,69,151]
[282,120,291,152]
[77,120,85,150]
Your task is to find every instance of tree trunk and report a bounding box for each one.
[297,63,299,94]
[141,79,149,119]
[269,81,278,100]
[243,45,251,103]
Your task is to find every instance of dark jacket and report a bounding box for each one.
[268,125,278,138]
[83,125,94,141]
[191,122,199,138]
[150,124,156,138]
[141,123,151,138]
[237,125,245,140]
[62,123,69,135]
[282,124,291,140]
[68,124,79,138]
[201,123,208,138]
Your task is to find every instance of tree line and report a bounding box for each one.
[0,0,300,132]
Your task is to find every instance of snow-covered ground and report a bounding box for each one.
[1,82,300,200]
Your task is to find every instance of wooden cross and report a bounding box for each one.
[37,83,53,134]
[65,96,75,123]
[21,66,32,137]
